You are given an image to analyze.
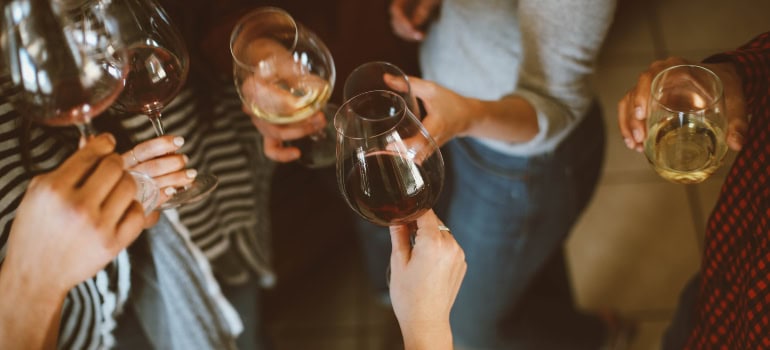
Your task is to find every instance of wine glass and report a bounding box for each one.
[230,7,337,168]
[106,0,218,208]
[343,61,420,118]
[644,64,727,184]
[1,0,159,212]
[335,90,444,227]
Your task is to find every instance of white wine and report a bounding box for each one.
[644,113,727,184]
[243,76,331,124]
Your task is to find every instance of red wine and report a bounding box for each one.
[113,45,186,115]
[344,151,441,226]
[23,77,123,127]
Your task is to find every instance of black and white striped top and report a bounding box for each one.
[0,73,274,349]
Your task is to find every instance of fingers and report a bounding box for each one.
[57,133,117,188]
[250,110,326,141]
[79,154,127,207]
[410,0,436,28]
[142,210,161,229]
[113,201,145,253]
[414,209,442,240]
[383,73,410,94]
[101,171,139,230]
[264,137,301,162]
[389,0,424,41]
[617,94,645,152]
[123,135,185,168]
[130,154,187,178]
[390,223,414,266]
[726,114,748,151]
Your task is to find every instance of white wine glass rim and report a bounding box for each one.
[651,64,725,113]
[229,6,299,72]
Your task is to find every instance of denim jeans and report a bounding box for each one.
[358,102,607,349]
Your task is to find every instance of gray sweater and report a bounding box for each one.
[420,0,616,156]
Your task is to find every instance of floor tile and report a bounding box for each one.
[654,0,770,54]
[566,181,701,314]
[593,60,665,181]
[599,0,659,64]
[272,335,360,350]
[629,320,671,350]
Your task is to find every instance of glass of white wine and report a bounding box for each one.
[230,7,336,168]
[644,64,727,184]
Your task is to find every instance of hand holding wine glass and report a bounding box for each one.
[343,61,420,118]
[106,0,218,208]
[389,210,466,350]
[0,0,159,212]
[622,63,741,184]
[230,7,337,168]
[335,90,444,226]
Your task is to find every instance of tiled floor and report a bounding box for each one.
[263,1,770,349]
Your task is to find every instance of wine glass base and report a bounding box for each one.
[290,103,338,169]
[160,173,219,209]
[130,171,160,215]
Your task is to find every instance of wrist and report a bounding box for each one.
[0,257,69,306]
[401,320,453,350]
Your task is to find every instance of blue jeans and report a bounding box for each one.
[358,102,606,349]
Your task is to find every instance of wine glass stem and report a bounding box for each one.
[147,111,165,136]
[75,119,97,147]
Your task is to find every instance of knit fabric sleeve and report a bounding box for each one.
[703,31,770,109]
[503,0,616,151]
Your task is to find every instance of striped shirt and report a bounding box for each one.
[0,73,274,349]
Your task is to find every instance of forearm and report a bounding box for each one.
[0,263,66,349]
[464,96,539,143]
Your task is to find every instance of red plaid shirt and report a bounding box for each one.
[686,31,770,349]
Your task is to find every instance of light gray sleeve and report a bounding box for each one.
[510,0,616,149]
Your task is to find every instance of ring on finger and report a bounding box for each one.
[129,149,140,167]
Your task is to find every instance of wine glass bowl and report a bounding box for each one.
[1,0,160,211]
[343,61,420,118]
[2,0,126,129]
[644,64,727,184]
[230,7,337,168]
[230,7,335,125]
[104,0,217,208]
[335,90,444,226]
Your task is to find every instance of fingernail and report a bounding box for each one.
[633,129,644,143]
[173,136,185,147]
[104,133,116,145]
[635,145,644,153]
[164,187,177,196]
[185,169,198,179]
[183,155,190,163]
[624,138,635,149]
[634,107,644,120]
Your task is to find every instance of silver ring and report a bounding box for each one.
[129,149,140,166]
[438,225,451,233]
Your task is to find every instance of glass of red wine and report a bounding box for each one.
[1,0,159,212]
[343,61,421,119]
[106,0,218,208]
[335,90,444,227]
[230,7,337,168]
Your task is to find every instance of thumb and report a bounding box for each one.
[390,224,413,265]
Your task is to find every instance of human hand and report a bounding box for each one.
[3,133,145,296]
[389,0,441,41]
[408,76,477,147]
[248,109,326,162]
[618,57,748,153]
[389,210,466,350]
[122,135,192,225]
